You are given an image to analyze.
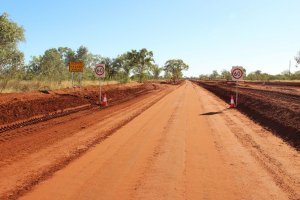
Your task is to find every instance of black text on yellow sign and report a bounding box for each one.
[69,62,84,72]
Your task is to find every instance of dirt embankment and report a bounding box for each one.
[244,80,300,87]
[0,82,161,127]
[193,80,300,150]
[0,82,177,200]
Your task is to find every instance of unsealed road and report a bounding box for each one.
[8,82,300,199]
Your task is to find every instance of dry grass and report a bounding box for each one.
[0,80,120,93]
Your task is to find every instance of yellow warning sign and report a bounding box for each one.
[69,62,84,72]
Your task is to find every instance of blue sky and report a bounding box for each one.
[1,0,300,76]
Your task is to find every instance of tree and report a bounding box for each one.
[39,48,66,81]
[114,54,133,83]
[295,51,300,68]
[100,57,114,80]
[85,53,103,68]
[58,47,75,65]
[25,55,42,79]
[0,12,25,90]
[292,70,300,80]
[57,46,88,67]
[84,53,104,80]
[163,59,189,83]
[76,46,88,61]
[149,64,162,79]
[221,70,231,80]
[127,48,154,83]
[199,74,209,80]
[247,70,261,80]
[209,70,219,80]
[56,46,89,82]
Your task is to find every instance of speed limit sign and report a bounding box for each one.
[231,66,244,81]
[95,64,105,78]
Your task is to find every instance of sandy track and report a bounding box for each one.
[16,81,299,200]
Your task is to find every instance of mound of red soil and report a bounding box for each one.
[193,80,300,150]
[244,81,300,87]
[0,83,162,126]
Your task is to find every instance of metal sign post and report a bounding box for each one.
[80,72,82,95]
[236,80,238,107]
[94,64,106,106]
[71,72,74,89]
[99,78,101,103]
[69,61,84,91]
[231,66,244,107]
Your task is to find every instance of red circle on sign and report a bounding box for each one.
[231,68,243,79]
[95,64,105,76]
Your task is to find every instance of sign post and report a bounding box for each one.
[69,61,84,90]
[231,66,244,107]
[94,64,105,105]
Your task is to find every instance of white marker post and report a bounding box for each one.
[231,66,244,107]
[94,64,106,106]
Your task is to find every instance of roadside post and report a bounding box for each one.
[94,64,105,106]
[231,66,244,107]
[69,61,84,90]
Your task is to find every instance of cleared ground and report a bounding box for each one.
[0,81,299,199]
[195,80,300,149]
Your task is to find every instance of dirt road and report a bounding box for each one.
[195,80,300,149]
[4,81,300,199]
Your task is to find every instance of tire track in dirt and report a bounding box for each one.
[192,82,300,200]
[194,81,300,150]
[0,86,176,200]
[18,81,298,200]
[223,116,300,200]
[0,88,170,165]
[130,87,187,200]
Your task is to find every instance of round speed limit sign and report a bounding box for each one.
[231,66,244,81]
[95,64,105,78]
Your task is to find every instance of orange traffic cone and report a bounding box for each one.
[101,93,108,106]
[229,95,235,108]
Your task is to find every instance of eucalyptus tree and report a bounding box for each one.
[221,70,231,80]
[127,48,154,83]
[76,46,88,61]
[39,48,66,81]
[58,46,88,64]
[209,70,219,80]
[100,57,114,80]
[85,53,103,68]
[0,12,25,90]
[163,59,189,83]
[84,53,103,80]
[25,56,42,78]
[58,47,75,65]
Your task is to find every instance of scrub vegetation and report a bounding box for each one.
[0,13,189,92]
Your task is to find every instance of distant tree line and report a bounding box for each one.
[0,13,189,91]
[199,65,300,81]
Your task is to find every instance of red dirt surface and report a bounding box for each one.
[15,82,300,200]
[0,82,176,199]
[244,80,300,88]
[0,82,161,126]
[193,80,300,150]
[0,81,299,200]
